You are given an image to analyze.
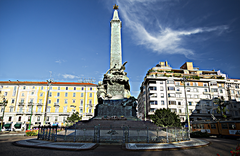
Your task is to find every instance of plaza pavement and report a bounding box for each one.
[13,138,210,151]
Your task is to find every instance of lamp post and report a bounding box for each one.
[181,77,191,137]
[43,79,53,126]
[28,102,33,130]
[0,97,7,132]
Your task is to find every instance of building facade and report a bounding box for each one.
[0,81,97,131]
[137,61,240,122]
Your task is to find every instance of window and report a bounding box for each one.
[167,80,174,84]
[39,99,42,104]
[90,87,92,91]
[211,124,216,129]
[160,81,163,84]
[178,102,181,105]
[48,99,51,104]
[55,107,59,113]
[31,92,34,95]
[160,93,164,98]
[73,93,76,97]
[11,99,15,104]
[66,87,68,90]
[63,106,67,112]
[186,82,190,86]
[193,88,198,92]
[22,93,24,96]
[55,116,58,122]
[150,108,155,112]
[80,109,83,113]
[37,116,40,121]
[149,87,157,91]
[206,102,210,106]
[175,82,180,85]
[168,93,175,97]
[211,89,218,92]
[72,99,76,103]
[89,109,92,113]
[23,86,26,89]
[81,93,84,97]
[58,87,60,90]
[18,116,21,121]
[169,101,176,105]
[194,95,199,99]
[56,99,59,104]
[19,107,23,113]
[38,107,41,112]
[179,109,182,113]
[186,88,190,92]
[168,87,175,91]
[40,93,43,97]
[41,86,44,90]
[32,86,35,89]
[49,92,52,97]
[176,88,180,91]
[56,92,60,97]
[81,87,84,90]
[8,116,12,121]
[74,87,76,90]
[161,101,164,105]
[204,89,208,92]
[47,106,51,112]
[65,93,68,97]
[171,109,177,113]
[176,94,181,98]
[89,93,92,97]
[63,117,66,121]
[64,99,68,104]
[46,116,49,121]
[160,86,164,91]
[187,94,191,98]
[150,101,158,105]
[221,123,228,129]
[231,90,234,94]
[89,99,92,104]
[4,92,8,96]
[203,83,207,87]
[188,102,192,106]
[193,82,198,86]
[10,107,13,112]
[50,87,52,90]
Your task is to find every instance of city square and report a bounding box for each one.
[0,0,240,155]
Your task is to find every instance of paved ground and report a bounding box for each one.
[0,136,239,156]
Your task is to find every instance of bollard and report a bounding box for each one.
[166,128,169,143]
[74,124,76,142]
[64,127,67,141]
[147,127,149,143]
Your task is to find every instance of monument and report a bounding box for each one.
[94,4,137,120]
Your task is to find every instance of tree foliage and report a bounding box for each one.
[67,111,82,123]
[150,108,181,127]
[213,97,229,119]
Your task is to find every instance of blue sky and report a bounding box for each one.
[1,0,240,97]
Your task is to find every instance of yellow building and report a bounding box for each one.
[0,81,97,131]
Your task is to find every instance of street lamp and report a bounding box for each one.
[181,77,191,137]
[43,79,53,126]
[28,102,33,130]
[0,97,7,132]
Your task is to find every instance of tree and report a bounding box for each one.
[150,108,181,127]
[213,97,229,119]
[67,111,82,124]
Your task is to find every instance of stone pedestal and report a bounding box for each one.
[94,99,137,119]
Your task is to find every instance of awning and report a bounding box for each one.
[4,123,11,128]
[14,123,22,128]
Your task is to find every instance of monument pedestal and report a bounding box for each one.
[94,99,137,120]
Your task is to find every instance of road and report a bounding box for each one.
[0,136,239,156]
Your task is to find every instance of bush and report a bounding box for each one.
[25,130,38,136]
[190,131,210,138]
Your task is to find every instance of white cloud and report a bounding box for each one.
[117,0,229,57]
[62,74,79,79]
[55,60,66,64]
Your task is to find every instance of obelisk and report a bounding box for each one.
[110,4,122,69]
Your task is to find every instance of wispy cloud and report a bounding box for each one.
[62,74,79,79]
[117,0,229,57]
[55,60,66,64]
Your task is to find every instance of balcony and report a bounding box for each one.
[28,102,34,106]
[18,102,25,106]
[37,103,43,106]
[203,92,211,95]
[54,103,60,107]
[86,113,94,116]
[16,111,24,115]
[176,90,182,94]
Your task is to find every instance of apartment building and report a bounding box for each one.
[0,81,97,131]
[137,61,240,122]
